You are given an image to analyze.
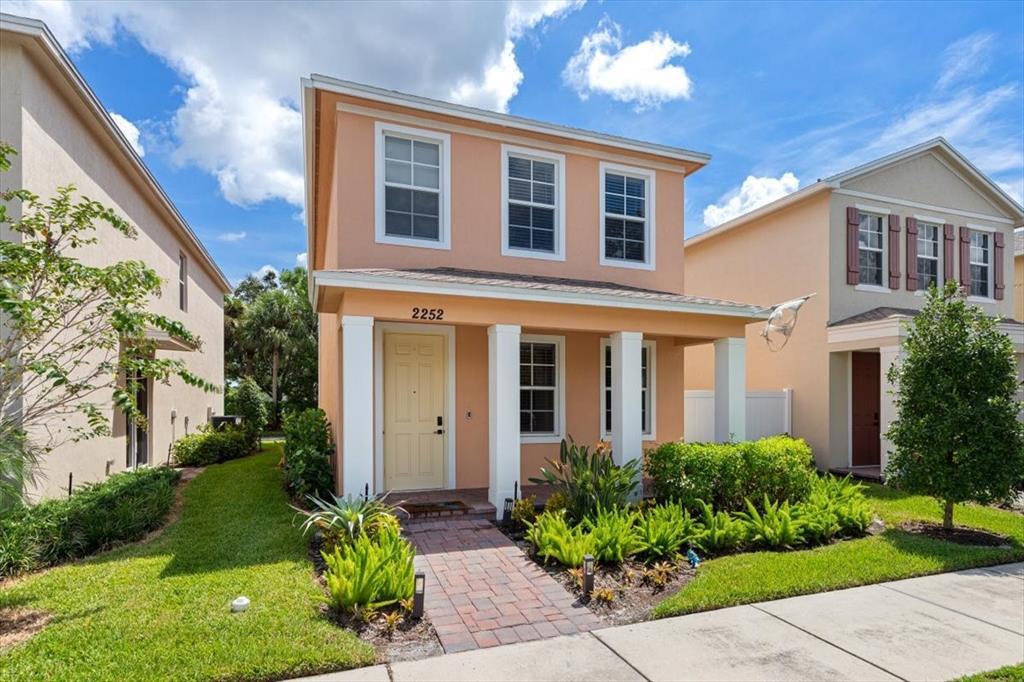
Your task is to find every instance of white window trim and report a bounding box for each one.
[913,220,943,295]
[855,210,889,292]
[500,144,566,261]
[967,228,994,301]
[599,338,656,441]
[374,121,452,250]
[520,333,566,444]
[599,161,656,271]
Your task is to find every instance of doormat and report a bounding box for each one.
[402,500,471,518]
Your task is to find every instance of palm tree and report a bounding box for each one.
[239,289,292,427]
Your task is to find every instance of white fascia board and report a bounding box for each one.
[307,74,711,167]
[312,270,769,320]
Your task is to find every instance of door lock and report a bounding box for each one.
[436,415,444,435]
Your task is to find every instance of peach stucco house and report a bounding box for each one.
[301,76,767,511]
[683,138,1024,479]
[1,15,229,499]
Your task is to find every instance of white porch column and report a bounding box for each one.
[488,324,521,517]
[611,332,643,476]
[879,345,904,475]
[341,315,374,497]
[714,337,746,442]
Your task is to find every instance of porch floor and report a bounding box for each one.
[394,485,556,518]
[829,466,883,483]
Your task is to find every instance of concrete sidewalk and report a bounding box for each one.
[299,562,1024,682]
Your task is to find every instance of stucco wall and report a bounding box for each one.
[1014,252,1023,322]
[683,191,833,463]
[7,43,224,500]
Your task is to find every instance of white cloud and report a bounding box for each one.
[109,112,144,157]
[7,1,582,208]
[703,172,799,229]
[937,33,995,90]
[295,252,308,267]
[214,231,247,242]
[563,17,693,110]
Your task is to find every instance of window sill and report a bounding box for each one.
[520,434,564,444]
[855,284,892,294]
[375,234,451,250]
[600,432,657,442]
[967,295,997,305]
[600,256,655,271]
[502,247,565,262]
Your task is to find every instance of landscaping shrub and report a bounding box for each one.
[692,501,746,553]
[735,495,805,549]
[321,524,415,611]
[529,437,640,522]
[230,377,269,450]
[172,426,250,466]
[586,507,639,563]
[282,408,334,499]
[297,493,399,549]
[645,435,815,512]
[526,510,596,567]
[0,466,179,576]
[634,502,697,560]
[511,495,537,528]
[796,475,872,541]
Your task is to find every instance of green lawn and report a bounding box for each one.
[0,445,375,681]
[654,484,1024,618]
[957,664,1024,682]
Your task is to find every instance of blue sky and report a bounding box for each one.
[7,1,1023,284]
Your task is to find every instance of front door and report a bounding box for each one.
[383,333,446,490]
[851,351,881,466]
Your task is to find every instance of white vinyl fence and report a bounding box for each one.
[684,389,793,442]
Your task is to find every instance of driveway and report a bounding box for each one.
[299,562,1024,682]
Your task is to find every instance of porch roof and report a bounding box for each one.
[314,267,769,320]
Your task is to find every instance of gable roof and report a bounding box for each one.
[1,13,231,293]
[687,137,1024,248]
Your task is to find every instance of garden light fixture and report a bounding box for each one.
[583,554,595,598]
[412,572,425,619]
[231,596,250,613]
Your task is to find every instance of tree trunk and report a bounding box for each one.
[271,349,279,428]
[943,500,954,530]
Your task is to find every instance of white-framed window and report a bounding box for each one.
[374,121,451,250]
[178,252,188,312]
[519,334,565,443]
[916,222,940,291]
[501,145,565,261]
[600,162,656,270]
[969,230,991,298]
[857,212,885,287]
[600,339,656,440]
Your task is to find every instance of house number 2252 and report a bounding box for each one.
[411,307,444,320]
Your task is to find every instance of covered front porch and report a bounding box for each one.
[315,268,768,517]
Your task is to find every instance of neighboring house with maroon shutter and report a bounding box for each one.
[683,138,1024,479]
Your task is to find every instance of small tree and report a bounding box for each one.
[0,143,217,503]
[885,281,1023,529]
[231,377,268,450]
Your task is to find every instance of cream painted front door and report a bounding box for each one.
[383,333,446,490]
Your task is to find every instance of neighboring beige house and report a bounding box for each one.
[1,15,230,500]
[302,76,767,512]
[684,138,1024,478]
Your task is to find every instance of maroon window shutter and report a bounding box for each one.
[943,224,955,281]
[993,232,1005,300]
[888,214,901,289]
[905,217,918,291]
[846,207,860,285]
[959,226,971,286]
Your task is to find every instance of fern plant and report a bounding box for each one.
[634,502,695,560]
[692,500,746,553]
[321,524,415,611]
[586,506,639,563]
[736,495,805,549]
[526,510,596,567]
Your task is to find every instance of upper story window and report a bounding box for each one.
[374,122,451,250]
[857,212,885,287]
[178,252,188,312]
[519,335,564,442]
[601,339,655,439]
[600,162,656,270]
[501,145,565,261]
[916,222,940,291]
[969,230,991,297]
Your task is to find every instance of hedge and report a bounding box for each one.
[0,466,180,577]
[645,435,816,511]
[172,427,250,467]
[282,408,334,499]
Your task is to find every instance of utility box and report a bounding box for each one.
[211,415,242,431]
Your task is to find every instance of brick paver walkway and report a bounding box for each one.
[405,517,601,653]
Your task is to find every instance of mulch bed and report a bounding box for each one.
[307,533,443,662]
[900,521,1012,547]
[498,523,696,627]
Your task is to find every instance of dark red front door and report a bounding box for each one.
[851,352,881,466]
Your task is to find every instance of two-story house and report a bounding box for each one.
[683,138,1024,479]
[301,76,767,511]
[2,15,229,499]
